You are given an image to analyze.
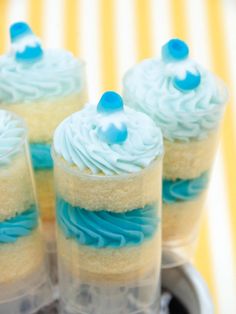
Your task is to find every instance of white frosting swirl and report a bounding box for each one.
[0,50,85,103]
[123,59,228,141]
[0,110,25,164]
[53,104,163,175]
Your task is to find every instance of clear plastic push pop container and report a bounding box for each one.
[52,91,163,314]
[123,38,228,267]
[161,107,227,267]
[0,21,87,278]
[0,110,53,313]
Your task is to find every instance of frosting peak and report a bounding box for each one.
[0,22,84,103]
[0,50,84,103]
[0,110,25,165]
[53,99,163,175]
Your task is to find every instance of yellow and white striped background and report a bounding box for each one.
[0,0,235,313]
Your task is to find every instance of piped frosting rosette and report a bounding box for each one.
[0,50,84,105]
[54,92,163,176]
[0,110,35,221]
[123,38,228,143]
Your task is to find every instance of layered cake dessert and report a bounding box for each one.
[0,110,52,313]
[52,91,163,313]
[123,39,228,265]
[0,22,87,245]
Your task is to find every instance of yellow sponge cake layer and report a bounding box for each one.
[1,90,87,143]
[0,153,35,222]
[163,192,207,243]
[54,156,162,213]
[58,230,160,284]
[0,229,44,284]
[163,131,219,180]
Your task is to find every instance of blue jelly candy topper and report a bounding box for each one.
[10,22,43,63]
[97,91,128,145]
[97,91,124,114]
[174,71,201,92]
[10,22,32,42]
[162,38,189,62]
[162,38,201,92]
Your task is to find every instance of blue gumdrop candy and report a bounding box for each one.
[162,38,189,62]
[97,91,123,114]
[15,44,43,63]
[174,71,201,92]
[10,22,32,43]
[98,123,128,145]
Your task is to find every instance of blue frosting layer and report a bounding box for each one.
[57,198,159,248]
[0,205,38,243]
[163,172,209,204]
[30,143,53,170]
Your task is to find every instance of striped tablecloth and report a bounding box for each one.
[0,1,235,313]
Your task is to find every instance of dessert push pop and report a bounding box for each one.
[0,110,52,314]
[52,91,163,314]
[0,22,87,254]
[123,39,228,267]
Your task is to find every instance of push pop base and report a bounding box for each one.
[59,269,160,314]
[0,264,53,314]
[37,262,213,314]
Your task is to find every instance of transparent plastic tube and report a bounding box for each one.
[0,111,53,314]
[0,65,88,255]
[2,76,88,286]
[33,86,88,285]
[122,41,228,267]
[162,101,228,267]
[53,148,162,314]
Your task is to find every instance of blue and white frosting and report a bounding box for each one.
[163,172,209,204]
[0,110,25,165]
[123,38,228,142]
[0,50,84,103]
[0,205,38,243]
[0,22,84,104]
[53,92,163,175]
[57,197,159,248]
